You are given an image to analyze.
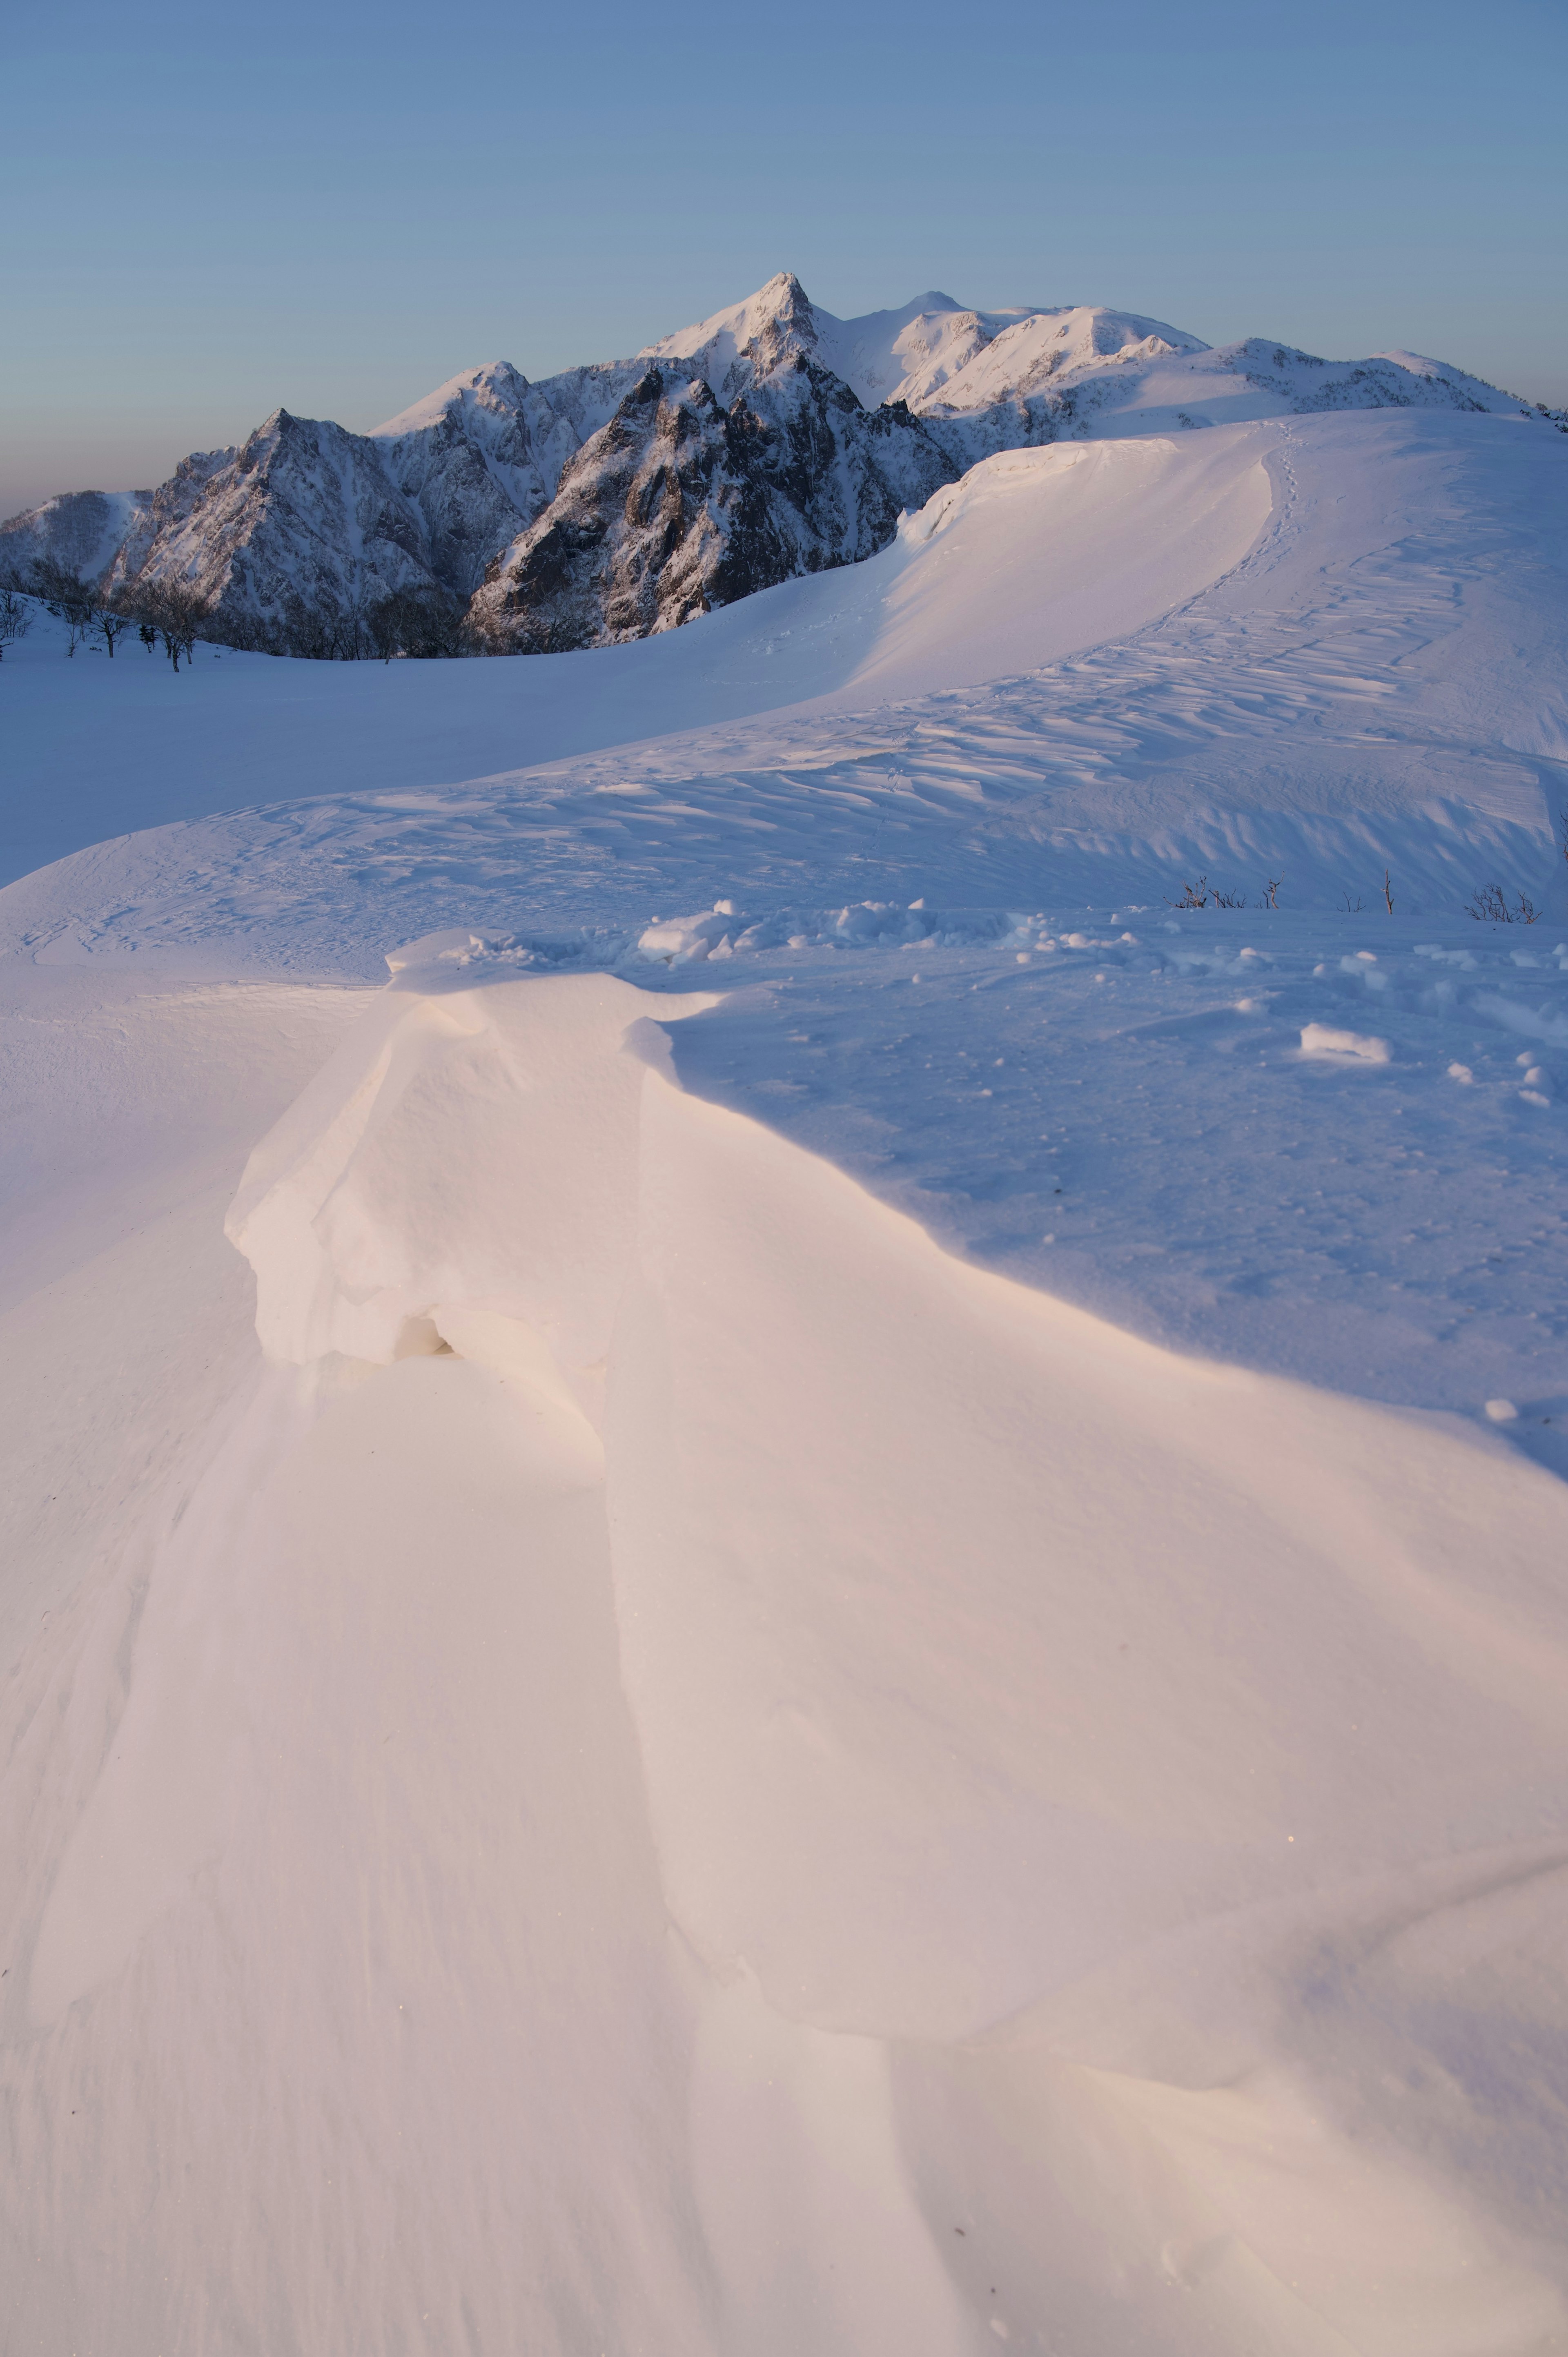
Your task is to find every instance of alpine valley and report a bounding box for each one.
[4,271,1561,654]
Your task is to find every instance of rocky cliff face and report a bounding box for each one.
[469,358,959,654]
[368,359,645,594]
[105,448,236,589]
[102,413,435,624]
[4,271,1559,656]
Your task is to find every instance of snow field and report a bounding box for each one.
[659,910,1568,1425]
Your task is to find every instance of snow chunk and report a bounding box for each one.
[1299,1024,1392,1064]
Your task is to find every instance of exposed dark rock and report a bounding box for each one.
[470,358,959,655]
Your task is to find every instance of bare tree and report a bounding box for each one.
[131,582,207,671]
[367,585,472,662]
[0,587,33,660]
[1383,867,1394,914]
[94,602,133,658]
[29,555,100,656]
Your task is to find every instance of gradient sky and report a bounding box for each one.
[4,0,1564,515]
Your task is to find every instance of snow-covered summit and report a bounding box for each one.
[640,271,984,406]
[641,275,1209,415]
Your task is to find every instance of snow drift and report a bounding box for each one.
[10,957,1568,2353]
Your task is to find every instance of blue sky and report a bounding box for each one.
[3,0,1563,513]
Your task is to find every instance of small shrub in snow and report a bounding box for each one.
[1466,883,1539,924]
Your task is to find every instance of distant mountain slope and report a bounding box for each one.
[2,488,153,585]
[105,411,437,626]
[2,363,650,643]
[3,271,1560,655]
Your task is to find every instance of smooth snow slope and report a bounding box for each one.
[846,429,1272,704]
[8,963,1568,2353]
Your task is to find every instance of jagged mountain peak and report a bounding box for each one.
[643,273,982,408]
[649,269,815,343]
[639,271,829,400]
[638,277,1212,414]
[470,346,959,656]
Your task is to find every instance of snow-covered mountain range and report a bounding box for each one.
[4,272,1560,654]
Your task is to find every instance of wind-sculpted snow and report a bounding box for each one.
[7,965,1568,2348]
